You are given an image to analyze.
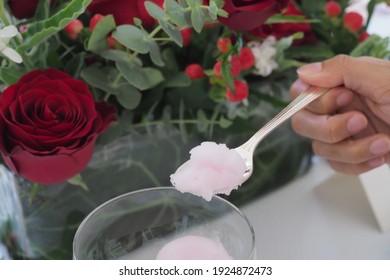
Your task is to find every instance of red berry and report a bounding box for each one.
[181,28,192,47]
[107,35,117,49]
[185,64,205,80]
[358,31,370,42]
[217,37,232,53]
[213,57,241,78]
[226,80,249,102]
[238,47,255,71]
[325,1,342,17]
[64,19,83,40]
[89,14,104,32]
[343,12,364,32]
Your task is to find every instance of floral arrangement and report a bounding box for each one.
[0,0,389,259]
[0,0,389,187]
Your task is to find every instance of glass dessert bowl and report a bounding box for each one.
[73,187,255,260]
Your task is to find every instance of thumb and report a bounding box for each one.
[297,55,390,100]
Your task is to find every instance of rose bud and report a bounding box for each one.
[343,12,364,32]
[213,56,242,78]
[226,80,249,102]
[185,64,205,80]
[217,37,232,53]
[0,69,116,185]
[89,13,105,32]
[64,19,84,40]
[325,1,342,17]
[238,47,255,71]
[180,28,192,47]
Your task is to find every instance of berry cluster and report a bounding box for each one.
[324,0,368,42]
[185,36,255,103]
[64,14,118,48]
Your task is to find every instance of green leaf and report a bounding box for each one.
[112,25,150,53]
[116,61,151,90]
[165,0,187,27]
[143,68,165,88]
[87,15,116,53]
[196,109,208,132]
[165,72,191,88]
[99,49,134,62]
[159,20,183,46]
[221,58,234,90]
[209,84,226,102]
[145,1,165,21]
[80,66,113,93]
[116,84,142,109]
[68,174,89,192]
[266,15,319,24]
[219,116,233,129]
[208,1,219,20]
[0,66,26,85]
[191,9,204,33]
[17,0,92,52]
[148,40,165,66]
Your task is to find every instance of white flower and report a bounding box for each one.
[0,25,23,64]
[248,36,278,77]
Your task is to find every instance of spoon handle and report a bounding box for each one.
[242,86,330,153]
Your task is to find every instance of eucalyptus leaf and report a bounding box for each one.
[196,109,208,132]
[159,20,183,46]
[148,40,165,67]
[116,60,151,90]
[165,0,187,27]
[116,84,142,109]
[80,66,114,93]
[145,1,165,20]
[112,25,150,54]
[99,49,134,62]
[219,116,233,129]
[87,15,116,53]
[143,68,165,88]
[165,72,191,88]
[191,9,204,33]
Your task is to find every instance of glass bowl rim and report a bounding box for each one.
[72,186,256,259]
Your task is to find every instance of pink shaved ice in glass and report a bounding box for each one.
[156,235,233,260]
[169,141,248,201]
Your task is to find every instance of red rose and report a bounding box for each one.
[218,0,290,31]
[0,69,116,185]
[7,0,54,19]
[87,0,164,28]
[249,2,317,45]
[7,0,39,19]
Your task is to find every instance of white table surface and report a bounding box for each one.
[241,2,390,260]
[242,159,390,260]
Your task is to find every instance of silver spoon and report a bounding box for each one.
[234,86,330,185]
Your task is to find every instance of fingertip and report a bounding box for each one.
[346,114,368,134]
[297,62,323,75]
[290,79,309,98]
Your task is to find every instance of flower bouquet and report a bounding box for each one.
[0,0,389,259]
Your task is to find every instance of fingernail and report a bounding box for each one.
[297,62,322,75]
[336,92,353,107]
[291,79,309,93]
[369,138,390,155]
[368,156,385,168]
[347,115,366,133]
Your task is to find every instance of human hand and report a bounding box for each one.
[290,55,390,175]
